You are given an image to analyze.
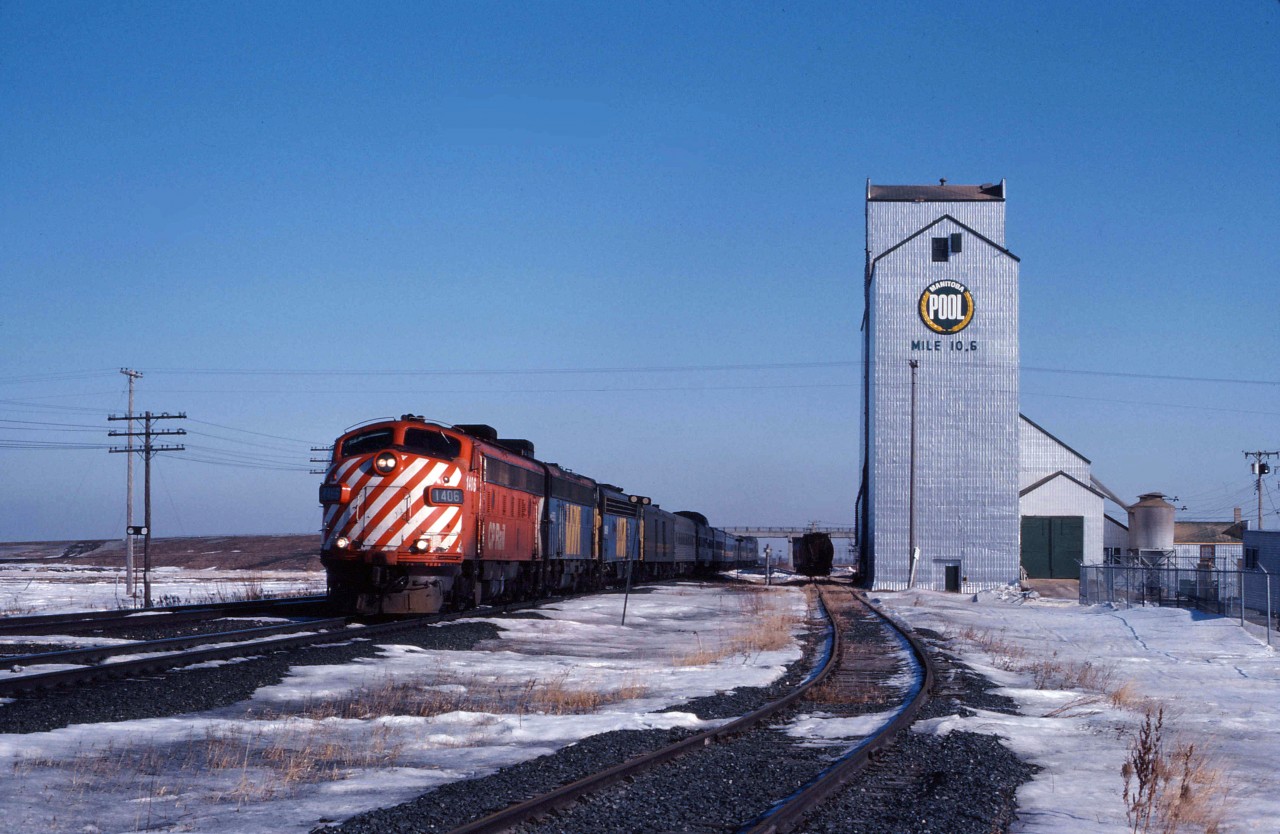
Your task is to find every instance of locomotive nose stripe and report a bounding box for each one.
[394,504,463,552]
[350,457,458,546]
[324,457,466,549]
[428,505,460,533]
[348,458,429,542]
[321,457,374,544]
[327,460,382,543]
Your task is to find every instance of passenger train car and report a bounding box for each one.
[319,416,758,615]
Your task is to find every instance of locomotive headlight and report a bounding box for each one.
[412,538,430,553]
[373,451,398,475]
[335,536,351,550]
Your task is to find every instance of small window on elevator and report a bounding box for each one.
[932,233,963,262]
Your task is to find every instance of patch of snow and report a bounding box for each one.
[882,589,1280,833]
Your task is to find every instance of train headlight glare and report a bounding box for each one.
[335,536,350,550]
[373,452,398,475]
[413,538,429,553]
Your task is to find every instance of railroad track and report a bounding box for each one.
[741,588,937,834]
[401,580,936,834]
[0,594,330,637]
[0,589,614,699]
[0,605,481,698]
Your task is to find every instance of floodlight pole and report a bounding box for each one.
[621,495,650,626]
[907,360,919,588]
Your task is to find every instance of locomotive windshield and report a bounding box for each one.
[341,428,393,458]
[404,428,462,459]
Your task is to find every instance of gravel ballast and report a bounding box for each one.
[323,594,1038,834]
[0,621,503,734]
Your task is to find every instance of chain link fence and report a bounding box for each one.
[1080,564,1279,646]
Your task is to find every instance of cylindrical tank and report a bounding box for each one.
[1127,493,1175,551]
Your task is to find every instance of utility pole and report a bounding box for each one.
[907,360,919,588]
[1244,451,1278,530]
[310,445,334,475]
[119,369,142,594]
[109,412,186,607]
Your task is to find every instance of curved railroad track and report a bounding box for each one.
[355,579,934,834]
[741,588,937,834]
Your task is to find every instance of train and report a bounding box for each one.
[319,415,759,615]
[792,532,835,577]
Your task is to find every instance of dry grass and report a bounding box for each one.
[10,584,791,824]
[1109,680,1163,714]
[672,587,800,666]
[1123,707,1229,834]
[252,671,650,722]
[952,626,1116,696]
[11,666,653,817]
[950,624,1230,833]
[804,679,883,706]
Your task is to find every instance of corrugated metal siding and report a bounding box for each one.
[1172,543,1243,569]
[1019,419,1090,489]
[868,202,1007,253]
[1243,531,1280,610]
[1104,516,1128,550]
[1019,477,1104,566]
[865,199,1019,590]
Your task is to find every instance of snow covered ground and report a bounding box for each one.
[879,588,1280,833]
[0,564,326,615]
[0,580,807,834]
[2,568,1275,833]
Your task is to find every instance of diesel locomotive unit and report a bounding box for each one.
[319,415,757,615]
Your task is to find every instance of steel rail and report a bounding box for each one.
[441,589,841,834]
[0,606,482,697]
[0,595,330,636]
[740,586,937,834]
[0,592,582,698]
[1,616,350,671]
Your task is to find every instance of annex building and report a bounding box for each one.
[857,180,1115,591]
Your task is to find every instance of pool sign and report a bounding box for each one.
[918,280,974,334]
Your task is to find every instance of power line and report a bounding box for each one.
[134,362,1280,387]
[185,418,322,445]
[0,369,117,385]
[0,418,109,429]
[182,442,311,466]
[1023,365,1280,388]
[185,429,312,454]
[0,440,112,449]
[175,454,313,472]
[145,361,861,377]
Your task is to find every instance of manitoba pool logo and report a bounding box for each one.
[918,280,974,334]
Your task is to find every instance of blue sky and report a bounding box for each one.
[1,1,1277,541]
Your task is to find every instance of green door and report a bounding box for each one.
[1021,517,1052,578]
[1021,516,1084,579]
[1050,517,1083,577]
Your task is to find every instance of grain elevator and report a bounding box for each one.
[857,180,1022,590]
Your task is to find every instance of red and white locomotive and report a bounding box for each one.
[319,415,757,615]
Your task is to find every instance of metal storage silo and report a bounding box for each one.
[1127,493,1175,553]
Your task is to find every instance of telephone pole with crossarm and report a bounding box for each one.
[109,412,186,608]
